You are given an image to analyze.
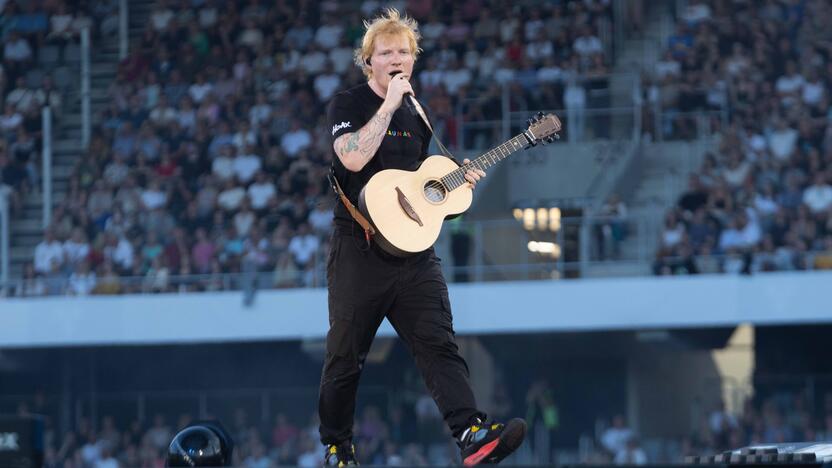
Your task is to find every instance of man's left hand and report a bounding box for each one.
[463,158,486,189]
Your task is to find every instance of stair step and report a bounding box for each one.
[10,249,35,263]
[22,205,47,219]
[23,193,66,208]
[91,63,117,74]
[15,237,42,248]
[54,141,82,152]
[92,76,113,85]
[11,219,44,235]
[98,52,120,61]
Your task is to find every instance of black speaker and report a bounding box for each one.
[0,415,44,468]
[687,442,832,466]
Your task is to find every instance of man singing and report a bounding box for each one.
[318,8,526,467]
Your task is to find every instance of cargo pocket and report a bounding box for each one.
[439,292,456,338]
[325,237,342,291]
[326,303,355,358]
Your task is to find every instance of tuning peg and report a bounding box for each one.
[536,111,544,120]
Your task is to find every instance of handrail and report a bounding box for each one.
[7,212,832,297]
[81,26,91,149]
[0,189,8,296]
[42,106,52,229]
[118,0,128,60]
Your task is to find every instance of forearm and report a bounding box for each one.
[334,107,393,172]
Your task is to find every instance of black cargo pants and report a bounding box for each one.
[318,230,485,445]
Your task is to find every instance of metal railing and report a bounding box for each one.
[457,107,639,151]
[457,105,721,152]
[118,0,128,60]
[81,26,91,149]
[23,210,832,299]
[42,106,52,229]
[0,189,8,296]
[648,107,727,142]
[5,214,663,298]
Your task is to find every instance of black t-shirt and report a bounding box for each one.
[327,82,431,228]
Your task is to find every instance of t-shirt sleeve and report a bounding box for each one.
[327,91,363,142]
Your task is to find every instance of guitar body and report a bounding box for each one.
[356,112,561,257]
[359,155,472,257]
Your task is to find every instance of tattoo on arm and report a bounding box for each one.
[334,110,392,169]
[344,133,359,152]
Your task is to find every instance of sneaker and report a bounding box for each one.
[459,418,526,466]
[324,441,359,466]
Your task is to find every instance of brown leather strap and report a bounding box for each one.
[327,98,450,246]
[329,172,375,242]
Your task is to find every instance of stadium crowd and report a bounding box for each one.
[20,0,614,296]
[649,0,832,275]
[0,0,119,219]
[14,383,832,467]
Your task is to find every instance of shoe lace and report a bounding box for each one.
[326,443,356,466]
[461,420,504,445]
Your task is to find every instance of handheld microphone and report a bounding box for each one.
[389,70,418,116]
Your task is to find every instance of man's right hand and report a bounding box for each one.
[382,72,415,113]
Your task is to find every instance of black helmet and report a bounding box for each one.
[166,421,234,467]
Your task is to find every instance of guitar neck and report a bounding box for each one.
[440,134,531,191]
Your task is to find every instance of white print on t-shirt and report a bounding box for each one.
[331,121,351,135]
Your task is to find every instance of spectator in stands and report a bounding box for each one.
[35,228,64,274]
[614,436,648,465]
[802,173,832,215]
[564,75,586,142]
[92,260,122,295]
[67,261,96,295]
[19,0,617,294]
[63,228,91,271]
[601,414,634,458]
[20,262,46,297]
[3,32,33,84]
[0,103,24,136]
[595,194,628,260]
[280,120,312,158]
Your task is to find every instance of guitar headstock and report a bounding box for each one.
[524,112,562,146]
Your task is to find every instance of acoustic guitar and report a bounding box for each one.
[358,112,562,256]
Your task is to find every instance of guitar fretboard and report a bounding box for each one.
[440,135,529,190]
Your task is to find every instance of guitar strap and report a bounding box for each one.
[327,169,375,246]
[408,97,457,161]
[328,97,454,247]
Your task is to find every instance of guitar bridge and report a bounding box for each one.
[395,187,423,226]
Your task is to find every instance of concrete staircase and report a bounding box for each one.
[617,139,717,260]
[608,1,674,110]
[9,1,153,279]
[580,3,714,278]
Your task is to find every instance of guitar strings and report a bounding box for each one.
[436,135,524,190]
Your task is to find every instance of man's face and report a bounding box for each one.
[370,33,414,89]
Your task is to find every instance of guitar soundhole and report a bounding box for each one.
[423,180,447,204]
